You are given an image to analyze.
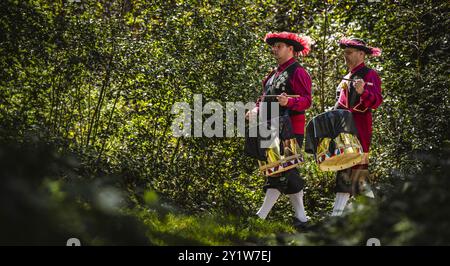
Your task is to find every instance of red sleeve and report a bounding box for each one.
[360,69,382,110]
[286,67,312,111]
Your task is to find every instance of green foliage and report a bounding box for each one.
[0,135,150,245]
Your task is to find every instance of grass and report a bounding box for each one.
[128,205,299,246]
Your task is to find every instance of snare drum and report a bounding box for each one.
[245,114,304,177]
[305,109,363,171]
[257,135,303,176]
[316,132,363,171]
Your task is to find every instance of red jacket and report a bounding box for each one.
[336,62,382,152]
[256,57,312,135]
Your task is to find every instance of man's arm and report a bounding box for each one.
[356,70,383,110]
[284,67,312,111]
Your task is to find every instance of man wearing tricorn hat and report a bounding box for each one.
[331,37,383,216]
[245,32,312,229]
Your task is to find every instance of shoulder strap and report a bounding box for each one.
[286,62,305,115]
[286,61,301,74]
[263,69,277,94]
[351,66,371,80]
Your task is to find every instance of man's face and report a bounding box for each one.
[343,47,365,67]
[271,42,293,62]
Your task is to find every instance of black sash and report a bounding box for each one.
[348,66,370,108]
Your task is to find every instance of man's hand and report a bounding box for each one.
[246,108,258,120]
[277,92,289,106]
[245,111,251,120]
[353,79,365,95]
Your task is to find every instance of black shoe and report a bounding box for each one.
[292,217,310,232]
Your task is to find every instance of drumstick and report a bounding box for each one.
[340,77,373,86]
[264,95,300,98]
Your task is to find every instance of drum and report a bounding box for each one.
[257,136,303,176]
[245,113,304,176]
[305,109,363,171]
[316,132,363,171]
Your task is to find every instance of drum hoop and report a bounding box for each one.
[317,145,362,163]
[318,155,363,171]
[264,164,299,176]
[261,157,303,176]
[258,154,303,171]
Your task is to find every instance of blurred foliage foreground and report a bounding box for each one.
[1,129,449,245]
[0,0,449,245]
[0,133,297,245]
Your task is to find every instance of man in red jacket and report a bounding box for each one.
[246,32,312,229]
[331,37,383,216]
